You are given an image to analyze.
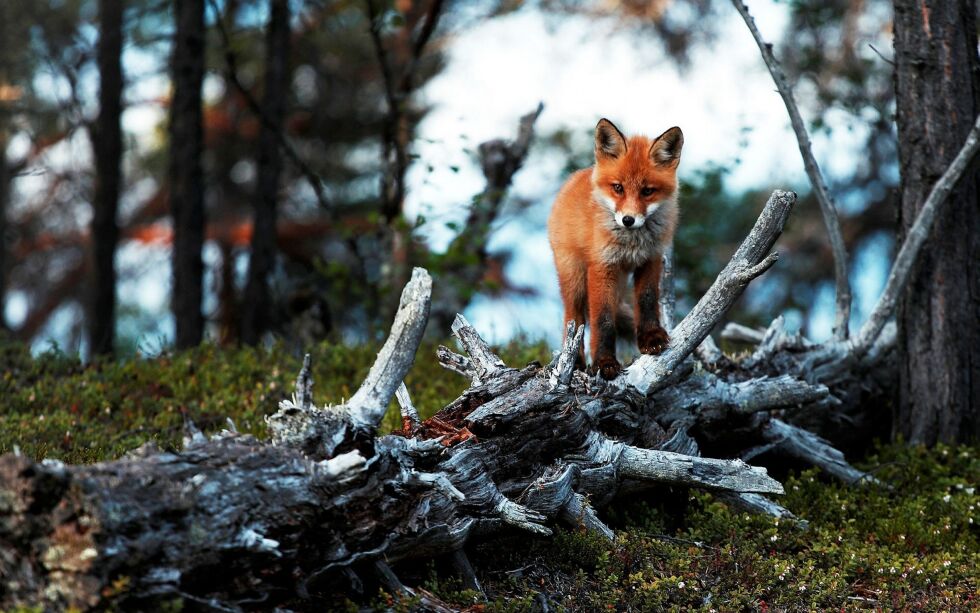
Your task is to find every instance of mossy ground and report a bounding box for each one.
[0,336,550,463]
[1,339,976,611]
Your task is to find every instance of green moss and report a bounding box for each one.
[0,336,550,463]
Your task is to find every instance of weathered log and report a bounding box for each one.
[0,272,795,610]
[0,190,888,610]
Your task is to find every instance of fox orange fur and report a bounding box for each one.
[548,118,683,379]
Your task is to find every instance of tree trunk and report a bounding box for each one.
[241,0,290,346]
[169,0,206,349]
[0,144,8,333]
[893,0,980,444]
[89,0,124,357]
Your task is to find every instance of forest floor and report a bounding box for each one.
[0,338,976,611]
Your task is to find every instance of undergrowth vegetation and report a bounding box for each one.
[0,336,550,463]
[0,338,976,611]
[408,444,978,612]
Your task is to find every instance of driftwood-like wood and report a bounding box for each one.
[0,189,896,611]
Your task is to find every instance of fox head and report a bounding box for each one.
[591,118,683,230]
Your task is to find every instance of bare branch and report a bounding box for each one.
[625,190,796,394]
[431,105,544,329]
[731,0,852,340]
[694,335,726,368]
[366,0,447,220]
[549,321,584,388]
[716,492,805,525]
[399,0,446,94]
[617,445,784,494]
[659,246,676,330]
[760,419,879,485]
[560,493,614,541]
[395,382,421,429]
[448,549,484,596]
[294,354,313,411]
[436,345,476,378]
[851,113,980,356]
[495,496,552,535]
[451,314,506,383]
[653,371,832,420]
[347,268,432,430]
[720,322,766,345]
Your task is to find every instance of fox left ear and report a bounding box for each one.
[595,118,628,161]
[649,127,684,168]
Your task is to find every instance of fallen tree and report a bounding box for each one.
[1,189,890,611]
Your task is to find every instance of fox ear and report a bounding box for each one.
[649,127,684,167]
[595,118,627,161]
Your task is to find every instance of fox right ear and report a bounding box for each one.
[650,126,684,168]
[595,118,627,161]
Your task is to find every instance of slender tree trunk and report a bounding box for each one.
[893,0,980,443]
[169,0,206,349]
[216,240,237,345]
[89,0,125,357]
[0,1,11,334]
[241,0,290,345]
[0,141,8,333]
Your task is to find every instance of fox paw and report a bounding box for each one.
[591,355,622,380]
[638,326,670,355]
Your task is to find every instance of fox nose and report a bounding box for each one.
[622,216,635,227]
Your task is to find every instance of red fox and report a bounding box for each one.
[548,118,683,379]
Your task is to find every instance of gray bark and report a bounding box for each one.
[625,189,794,394]
[731,0,851,340]
[893,0,980,444]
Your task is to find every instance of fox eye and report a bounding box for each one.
[641,186,657,197]
[611,183,624,195]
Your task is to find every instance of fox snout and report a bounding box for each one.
[615,210,645,229]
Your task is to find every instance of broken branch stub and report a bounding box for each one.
[347,267,432,430]
[265,267,431,457]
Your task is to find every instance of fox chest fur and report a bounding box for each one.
[595,198,678,270]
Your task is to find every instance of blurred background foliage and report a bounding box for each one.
[0,0,898,358]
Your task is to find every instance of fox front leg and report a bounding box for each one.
[587,263,622,379]
[634,257,669,355]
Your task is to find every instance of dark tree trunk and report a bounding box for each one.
[169,0,206,349]
[216,240,238,345]
[0,144,8,333]
[893,0,980,444]
[241,0,290,345]
[89,0,125,357]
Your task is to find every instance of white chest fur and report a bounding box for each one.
[598,201,676,269]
